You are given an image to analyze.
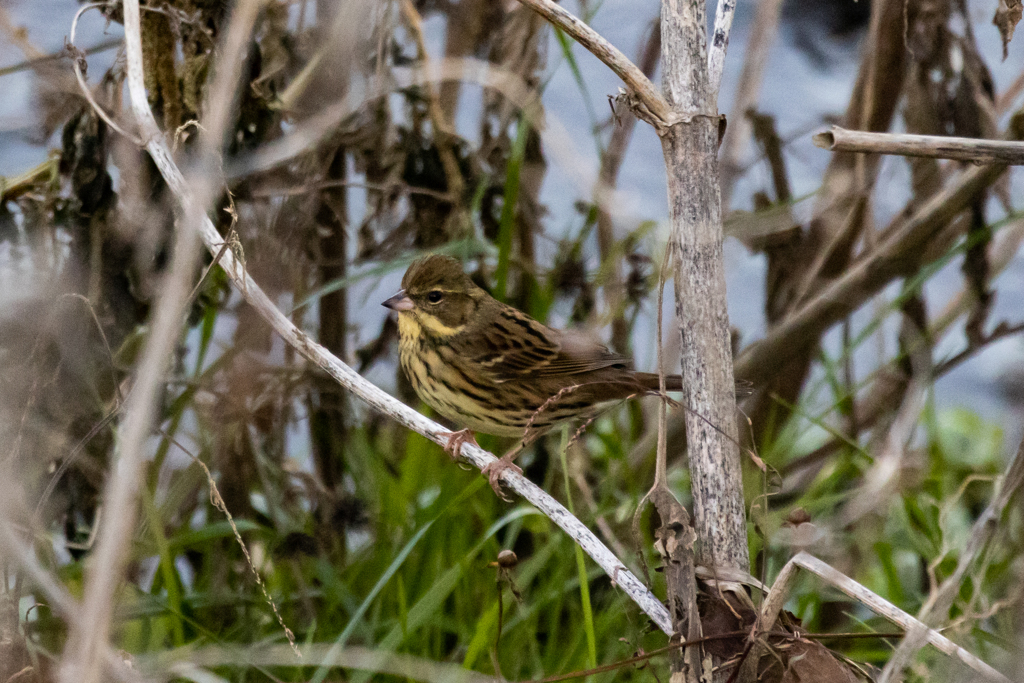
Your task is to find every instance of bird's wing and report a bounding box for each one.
[461,306,630,383]
[546,330,633,376]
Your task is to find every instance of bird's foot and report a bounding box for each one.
[481,453,523,502]
[443,428,479,461]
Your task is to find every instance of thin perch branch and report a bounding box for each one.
[814,125,1024,164]
[105,0,674,639]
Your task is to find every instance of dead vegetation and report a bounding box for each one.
[0,0,1023,681]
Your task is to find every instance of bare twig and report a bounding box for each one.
[68,3,144,145]
[877,438,1024,683]
[707,0,737,99]
[0,37,119,78]
[756,552,1010,683]
[162,430,299,654]
[514,0,674,126]
[815,125,1024,165]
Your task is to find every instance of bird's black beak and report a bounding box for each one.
[382,289,415,311]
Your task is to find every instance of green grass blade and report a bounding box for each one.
[308,518,436,683]
[494,117,530,302]
[140,486,186,647]
[558,426,597,672]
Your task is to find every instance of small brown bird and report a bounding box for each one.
[383,254,682,496]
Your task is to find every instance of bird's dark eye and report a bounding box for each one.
[427,290,443,304]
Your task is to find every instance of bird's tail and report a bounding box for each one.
[636,372,684,393]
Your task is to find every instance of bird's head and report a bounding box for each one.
[382,255,484,338]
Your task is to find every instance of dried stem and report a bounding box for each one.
[514,0,674,126]
[815,125,1024,164]
[877,437,1024,683]
[68,3,144,145]
[660,0,749,574]
[399,0,465,203]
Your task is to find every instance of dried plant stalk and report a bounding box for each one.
[815,125,1024,164]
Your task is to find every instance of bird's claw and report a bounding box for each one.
[481,455,523,502]
[443,428,478,461]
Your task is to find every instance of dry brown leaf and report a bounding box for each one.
[755,638,863,683]
[778,640,862,683]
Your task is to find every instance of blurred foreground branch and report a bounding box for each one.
[59,2,282,681]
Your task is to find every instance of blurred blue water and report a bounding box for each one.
[2,0,1023,452]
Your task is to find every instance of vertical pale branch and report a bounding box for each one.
[516,0,749,583]
[706,0,735,100]
[58,190,202,683]
[660,0,748,572]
